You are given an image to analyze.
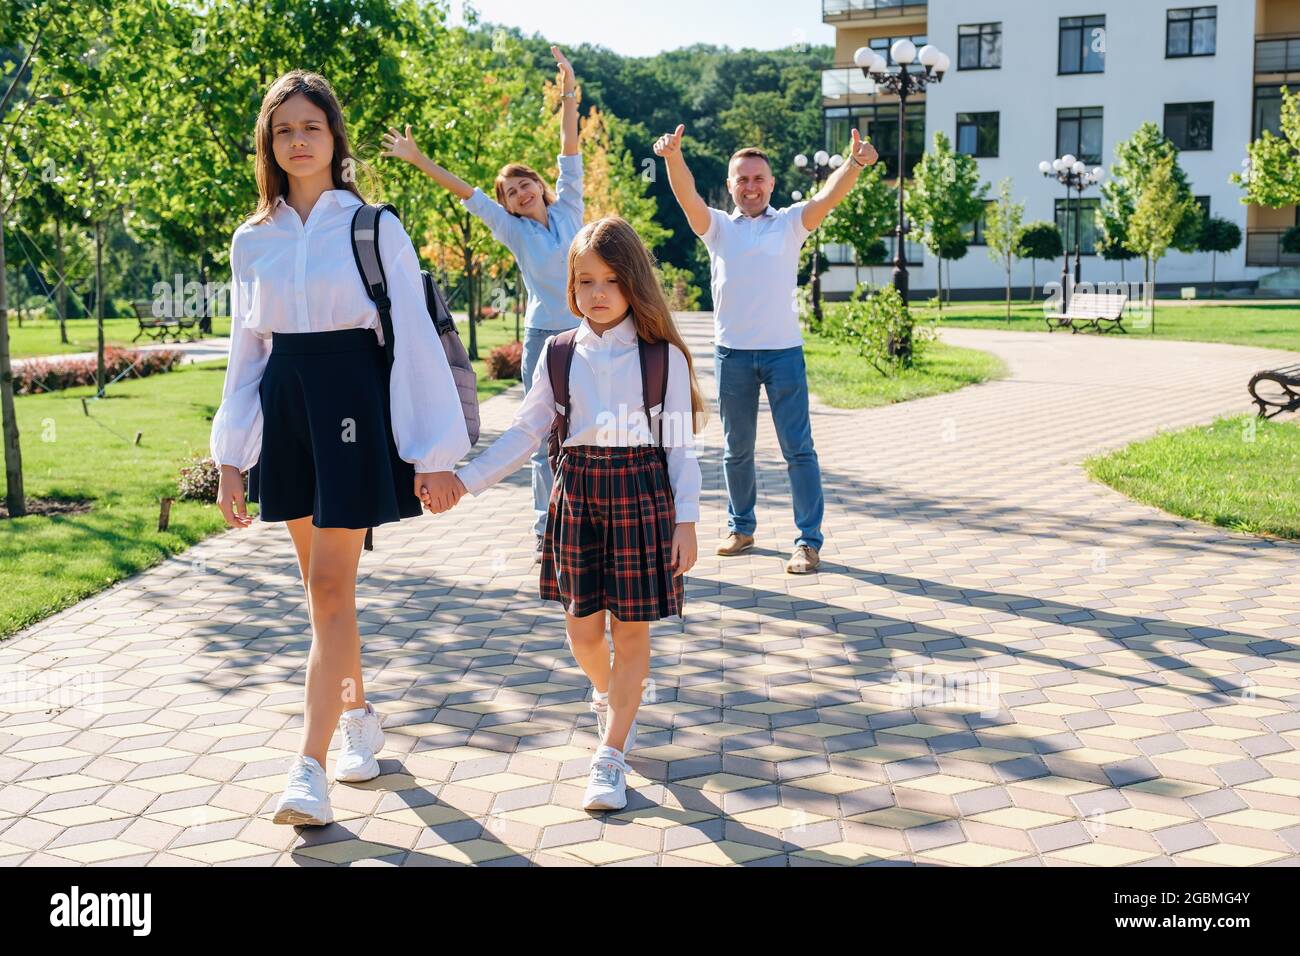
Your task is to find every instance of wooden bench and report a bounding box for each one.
[132,301,201,343]
[1046,292,1129,334]
[1249,363,1300,419]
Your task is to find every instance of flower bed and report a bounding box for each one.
[15,347,184,395]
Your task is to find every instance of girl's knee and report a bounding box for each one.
[307,571,354,619]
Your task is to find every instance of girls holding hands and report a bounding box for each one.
[440,216,705,812]
[382,45,585,562]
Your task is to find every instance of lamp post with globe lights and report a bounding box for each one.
[852,39,949,317]
[793,150,843,330]
[1039,155,1104,310]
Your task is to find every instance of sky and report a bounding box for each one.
[447,0,837,57]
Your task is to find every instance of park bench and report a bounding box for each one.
[131,301,202,343]
[1046,291,1129,334]
[1248,363,1300,419]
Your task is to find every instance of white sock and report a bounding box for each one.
[595,744,623,763]
[592,688,609,705]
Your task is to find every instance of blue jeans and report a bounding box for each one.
[521,326,559,536]
[714,344,824,550]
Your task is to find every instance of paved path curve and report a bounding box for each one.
[1,316,1298,867]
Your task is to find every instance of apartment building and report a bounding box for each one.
[818,0,1300,297]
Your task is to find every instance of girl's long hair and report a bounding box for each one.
[249,71,368,224]
[566,216,707,432]
[493,163,557,212]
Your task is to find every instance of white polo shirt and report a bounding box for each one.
[700,202,811,350]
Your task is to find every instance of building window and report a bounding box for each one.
[964,201,996,246]
[825,103,926,179]
[956,112,999,157]
[1059,15,1106,74]
[870,34,929,67]
[958,23,1002,70]
[1254,85,1284,138]
[1194,195,1211,220]
[1166,7,1216,58]
[1055,197,1100,255]
[1056,107,1103,165]
[1165,101,1214,150]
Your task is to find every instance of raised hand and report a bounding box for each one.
[849,127,878,167]
[551,44,575,94]
[381,124,424,166]
[653,124,686,159]
[416,472,465,514]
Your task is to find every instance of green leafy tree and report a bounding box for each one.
[1197,216,1242,298]
[1232,85,1300,208]
[1099,121,1202,279]
[984,178,1025,320]
[1016,221,1063,303]
[821,161,895,288]
[904,132,987,311]
[1126,152,1197,332]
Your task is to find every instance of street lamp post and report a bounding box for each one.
[1038,155,1104,311]
[793,150,843,331]
[853,40,949,305]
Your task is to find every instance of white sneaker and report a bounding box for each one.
[273,754,333,826]
[582,749,629,812]
[590,696,637,753]
[334,702,384,782]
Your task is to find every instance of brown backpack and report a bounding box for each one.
[545,328,669,474]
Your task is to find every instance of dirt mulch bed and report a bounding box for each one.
[0,497,93,519]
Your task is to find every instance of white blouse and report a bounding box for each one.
[210,189,470,474]
[455,315,702,523]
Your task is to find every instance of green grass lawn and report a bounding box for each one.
[0,361,233,637]
[1086,415,1300,539]
[927,300,1300,351]
[10,316,234,358]
[803,331,1007,409]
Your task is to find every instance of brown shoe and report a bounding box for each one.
[785,544,821,574]
[716,532,755,556]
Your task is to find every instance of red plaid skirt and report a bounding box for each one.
[540,444,684,622]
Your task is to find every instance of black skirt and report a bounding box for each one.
[248,327,421,530]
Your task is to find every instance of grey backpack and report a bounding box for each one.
[350,203,480,446]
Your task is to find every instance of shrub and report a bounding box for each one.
[177,455,221,503]
[15,347,184,395]
[485,340,523,380]
[655,263,702,311]
[831,285,935,374]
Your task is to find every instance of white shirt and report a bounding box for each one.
[455,315,702,523]
[700,202,811,350]
[210,189,471,474]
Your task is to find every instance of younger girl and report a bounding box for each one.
[212,71,469,827]
[382,45,583,563]
[444,217,705,812]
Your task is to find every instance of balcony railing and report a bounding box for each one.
[1246,229,1300,268]
[822,67,879,101]
[1255,35,1300,73]
[823,0,927,22]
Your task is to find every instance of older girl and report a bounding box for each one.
[212,71,469,826]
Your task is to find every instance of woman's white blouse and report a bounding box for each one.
[210,189,470,474]
[455,316,702,523]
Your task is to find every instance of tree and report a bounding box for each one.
[1126,152,1198,332]
[984,178,1024,320]
[904,132,987,312]
[1099,121,1202,285]
[821,161,895,289]
[1232,85,1300,209]
[1197,217,1242,298]
[1016,221,1063,303]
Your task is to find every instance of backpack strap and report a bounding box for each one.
[638,337,670,453]
[546,328,580,460]
[350,202,399,365]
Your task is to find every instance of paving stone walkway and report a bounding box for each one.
[2,315,1298,867]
